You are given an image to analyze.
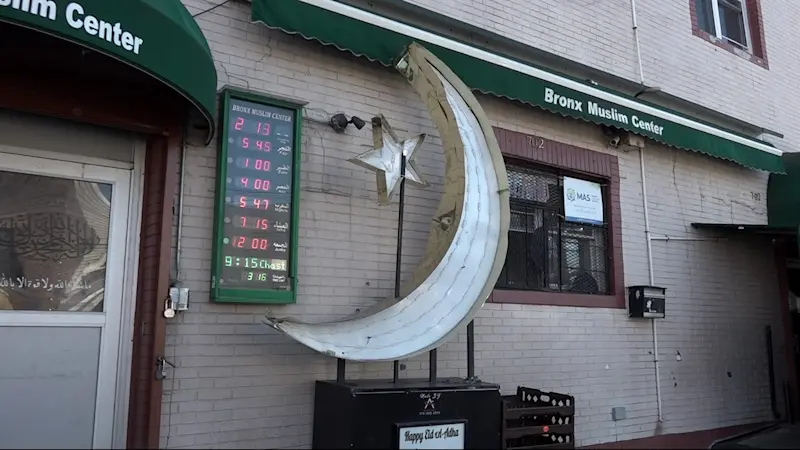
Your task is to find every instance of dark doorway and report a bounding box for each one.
[789,266,800,423]
[793,312,800,387]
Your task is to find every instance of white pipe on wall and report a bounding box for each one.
[639,148,664,422]
[175,133,188,282]
[630,0,646,84]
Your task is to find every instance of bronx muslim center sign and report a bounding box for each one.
[563,176,604,225]
[0,1,145,54]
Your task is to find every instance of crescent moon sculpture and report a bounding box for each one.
[264,43,510,362]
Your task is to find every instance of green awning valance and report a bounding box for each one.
[768,153,800,228]
[252,0,784,173]
[0,0,217,142]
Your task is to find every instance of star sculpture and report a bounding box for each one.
[348,114,429,205]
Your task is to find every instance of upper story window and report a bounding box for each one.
[691,0,768,67]
[696,0,750,50]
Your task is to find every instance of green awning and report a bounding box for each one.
[768,153,800,228]
[252,0,784,173]
[0,0,217,142]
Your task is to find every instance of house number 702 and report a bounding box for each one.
[527,136,545,148]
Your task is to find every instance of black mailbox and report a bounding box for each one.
[628,285,666,319]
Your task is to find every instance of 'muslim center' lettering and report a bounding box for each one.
[544,87,664,136]
[0,0,144,55]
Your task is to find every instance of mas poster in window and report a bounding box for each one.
[563,176,604,225]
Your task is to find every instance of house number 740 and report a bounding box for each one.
[527,136,545,149]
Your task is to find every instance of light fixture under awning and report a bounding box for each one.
[691,223,798,237]
[0,0,218,143]
[252,0,784,173]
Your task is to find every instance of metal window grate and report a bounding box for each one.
[497,165,610,295]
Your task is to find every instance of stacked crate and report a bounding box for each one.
[501,386,575,449]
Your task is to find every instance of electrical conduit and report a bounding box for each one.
[630,0,646,84]
[640,148,664,422]
[631,0,664,423]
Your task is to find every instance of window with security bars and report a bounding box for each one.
[496,164,610,295]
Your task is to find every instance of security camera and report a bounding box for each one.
[608,135,621,148]
[329,113,366,133]
[329,113,348,132]
[350,116,366,130]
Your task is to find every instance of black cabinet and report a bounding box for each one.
[312,378,502,449]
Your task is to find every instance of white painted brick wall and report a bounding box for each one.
[405,0,800,151]
[160,1,787,448]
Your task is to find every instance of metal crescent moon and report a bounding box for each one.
[263,43,510,362]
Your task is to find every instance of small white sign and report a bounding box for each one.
[563,176,604,225]
[398,423,465,449]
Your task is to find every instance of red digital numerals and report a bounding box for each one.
[240,137,271,152]
[240,158,271,171]
[233,117,271,137]
[238,196,269,210]
[232,236,269,250]
[238,177,270,191]
[238,216,268,230]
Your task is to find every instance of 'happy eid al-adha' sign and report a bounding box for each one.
[563,176,604,225]
[398,423,465,450]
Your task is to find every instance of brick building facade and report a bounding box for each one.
[155,0,797,448]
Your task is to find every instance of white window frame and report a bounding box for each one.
[709,0,753,51]
[0,143,145,449]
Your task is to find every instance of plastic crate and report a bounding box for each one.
[501,386,575,449]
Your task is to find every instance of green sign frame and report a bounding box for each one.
[210,88,302,304]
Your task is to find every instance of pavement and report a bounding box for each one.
[711,424,800,449]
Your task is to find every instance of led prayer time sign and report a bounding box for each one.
[211,91,301,304]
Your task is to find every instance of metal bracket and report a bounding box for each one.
[464,375,482,384]
[155,356,176,381]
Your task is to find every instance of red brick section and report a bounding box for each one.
[127,135,180,449]
[688,0,768,69]
[488,127,625,309]
[745,0,768,60]
[584,422,772,449]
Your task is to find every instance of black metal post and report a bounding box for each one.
[392,154,408,384]
[395,154,406,298]
[766,325,780,420]
[429,349,437,382]
[336,358,346,383]
[467,320,475,380]
[797,225,800,261]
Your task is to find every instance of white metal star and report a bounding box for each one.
[348,114,428,205]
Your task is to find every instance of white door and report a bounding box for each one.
[0,151,132,449]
